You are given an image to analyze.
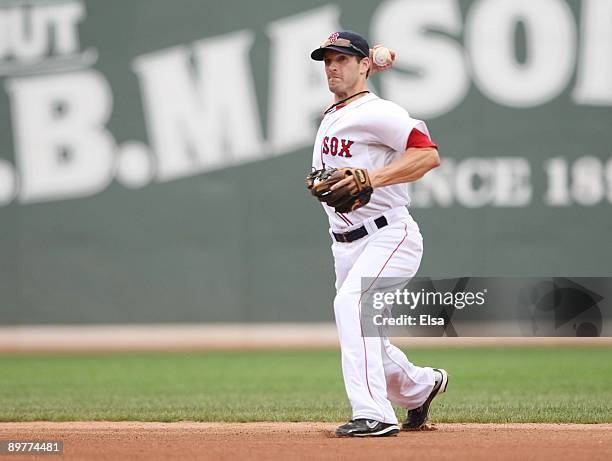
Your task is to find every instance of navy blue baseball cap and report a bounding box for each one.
[311,30,370,61]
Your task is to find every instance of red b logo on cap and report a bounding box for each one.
[328,32,339,44]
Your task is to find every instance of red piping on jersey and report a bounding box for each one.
[338,212,353,225]
[357,222,408,410]
[335,212,351,226]
[406,128,438,150]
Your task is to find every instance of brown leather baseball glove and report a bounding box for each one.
[305,167,373,213]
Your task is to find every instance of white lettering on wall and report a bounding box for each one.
[466,0,576,107]
[5,70,115,203]
[266,5,341,153]
[573,0,612,105]
[132,31,264,181]
[372,0,469,118]
[411,157,532,208]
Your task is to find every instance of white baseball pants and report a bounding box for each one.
[331,207,437,424]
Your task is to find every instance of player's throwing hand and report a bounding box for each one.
[369,45,396,75]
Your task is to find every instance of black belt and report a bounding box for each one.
[333,216,388,243]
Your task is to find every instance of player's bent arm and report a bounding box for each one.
[370,147,440,188]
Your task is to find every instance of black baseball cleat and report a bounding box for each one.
[402,368,449,431]
[335,419,400,437]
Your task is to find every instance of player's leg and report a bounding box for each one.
[380,336,436,408]
[333,217,428,425]
[333,286,396,424]
[332,240,357,292]
[331,236,402,436]
[367,217,448,429]
[358,217,438,409]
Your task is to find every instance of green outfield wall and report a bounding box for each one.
[1,0,611,324]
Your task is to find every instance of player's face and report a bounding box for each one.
[323,50,365,97]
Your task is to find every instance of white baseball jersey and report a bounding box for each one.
[311,92,435,232]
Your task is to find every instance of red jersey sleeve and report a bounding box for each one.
[405,128,438,149]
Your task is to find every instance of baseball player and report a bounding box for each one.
[307,31,448,437]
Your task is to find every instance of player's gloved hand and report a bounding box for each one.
[305,167,373,213]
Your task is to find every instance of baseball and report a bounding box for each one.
[373,46,392,66]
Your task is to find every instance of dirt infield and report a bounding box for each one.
[0,422,610,461]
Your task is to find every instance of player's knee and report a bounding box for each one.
[333,293,345,315]
[333,289,360,316]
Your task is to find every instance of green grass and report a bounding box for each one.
[0,347,611,423]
